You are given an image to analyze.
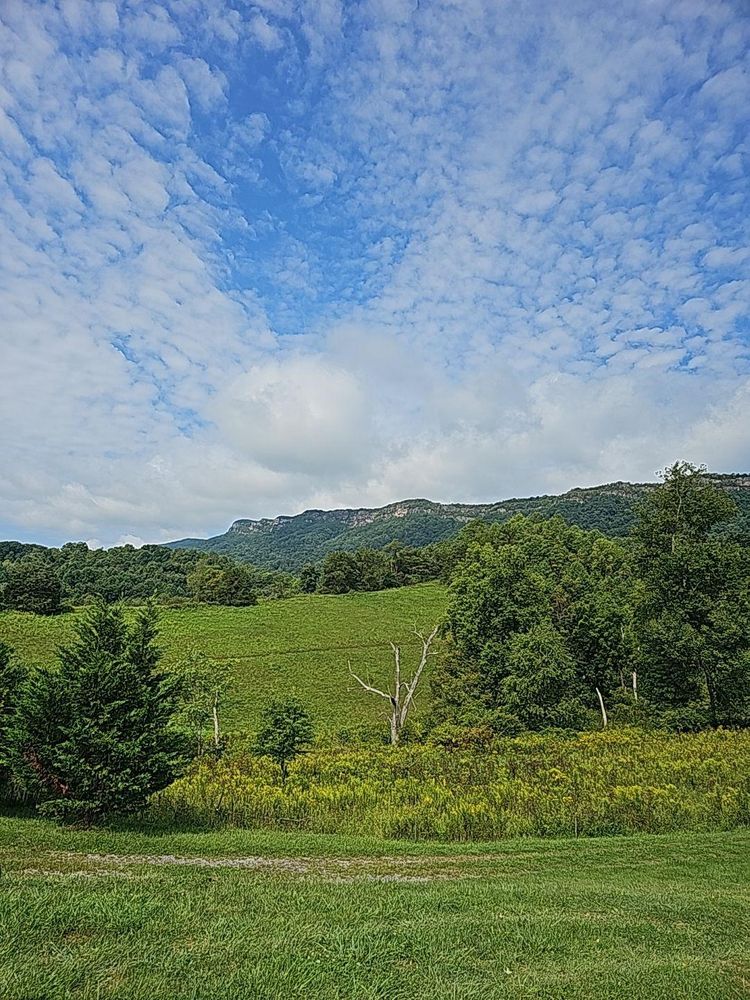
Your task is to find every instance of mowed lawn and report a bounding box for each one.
[0,817,748,1000]
[0,584,448,731]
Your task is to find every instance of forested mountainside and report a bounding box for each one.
[165,474,750,572]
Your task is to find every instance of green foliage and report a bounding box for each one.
[254,697,314,780]
[434,516,635,731]
[187,562,258,606]
[299,562,319,592]
[7,602,186,822]
[0,558,62,614]
[155,728,750,840]
[171,649,234,757]
[501,623,588,730]
[0,641,26,787]
[0,541,291,606]
[315,541,441,594]
[633,463,750,726]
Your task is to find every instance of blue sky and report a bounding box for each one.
[1,0,749,547]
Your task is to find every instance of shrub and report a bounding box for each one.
[254,697,314,781]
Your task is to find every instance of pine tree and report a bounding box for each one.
[9,602,186,822]
[0,641,26,791]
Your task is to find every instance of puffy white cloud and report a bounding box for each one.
[214,356,376,476]
[0,0,749,546]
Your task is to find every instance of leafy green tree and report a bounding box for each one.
[298,563,320,593]
[8,602,186,822]
[318,551,362,594]
[633,462,750,727]
[1,559,62,615]
[432,516,635,732]
[187,562,257,606]
[501,622,588,730]
[254,697,313,781]
[172,649,234,756]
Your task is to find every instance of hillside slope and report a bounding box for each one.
[0,583,448,733]
[166,474,750,571]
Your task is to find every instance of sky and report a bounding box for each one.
[1,0,749,548]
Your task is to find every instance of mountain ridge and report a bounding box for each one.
[164,473,750,572]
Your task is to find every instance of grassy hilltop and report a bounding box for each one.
[0,583,448,733]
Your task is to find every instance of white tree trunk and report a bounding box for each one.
[350,624,439,745]
[595,686,608,728]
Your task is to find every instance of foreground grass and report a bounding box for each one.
[0,584,447,731]
[0,817,748,1000]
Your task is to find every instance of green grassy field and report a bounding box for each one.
[0,584,448,732]
[0,816,748,999]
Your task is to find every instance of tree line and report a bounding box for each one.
[0,542,296,613]
[430,463,750,735]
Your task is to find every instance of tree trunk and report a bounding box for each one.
[595,687,608,728]
[212,690,221,748]
[390,713,400,746]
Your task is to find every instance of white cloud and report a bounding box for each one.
[248,13,283,51]
[0,0,749,546]
[214,356,376,476]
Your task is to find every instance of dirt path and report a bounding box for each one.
[15,849,503,883]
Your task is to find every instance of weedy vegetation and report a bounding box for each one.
[154,728,750,839]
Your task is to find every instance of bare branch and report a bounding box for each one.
[348,662,392,702]
[349,623,440,745]
[399,624,439,725]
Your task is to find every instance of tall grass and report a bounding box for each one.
[153,728,750,840]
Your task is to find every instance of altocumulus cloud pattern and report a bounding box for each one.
[0,0,748,546]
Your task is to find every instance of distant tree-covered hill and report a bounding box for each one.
[165,475,750,572]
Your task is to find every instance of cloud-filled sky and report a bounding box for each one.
[1,0,749,547]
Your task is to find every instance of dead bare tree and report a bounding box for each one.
[349,623,440,745]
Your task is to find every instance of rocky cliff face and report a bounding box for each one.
[167,474,750,571]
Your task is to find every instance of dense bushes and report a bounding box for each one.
[0,559,62,615]
[152,728,750,840]
[432,464,750,734]
[306,541,443,595]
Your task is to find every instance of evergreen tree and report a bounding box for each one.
[0,642,26,791]
[8,602,186,822]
